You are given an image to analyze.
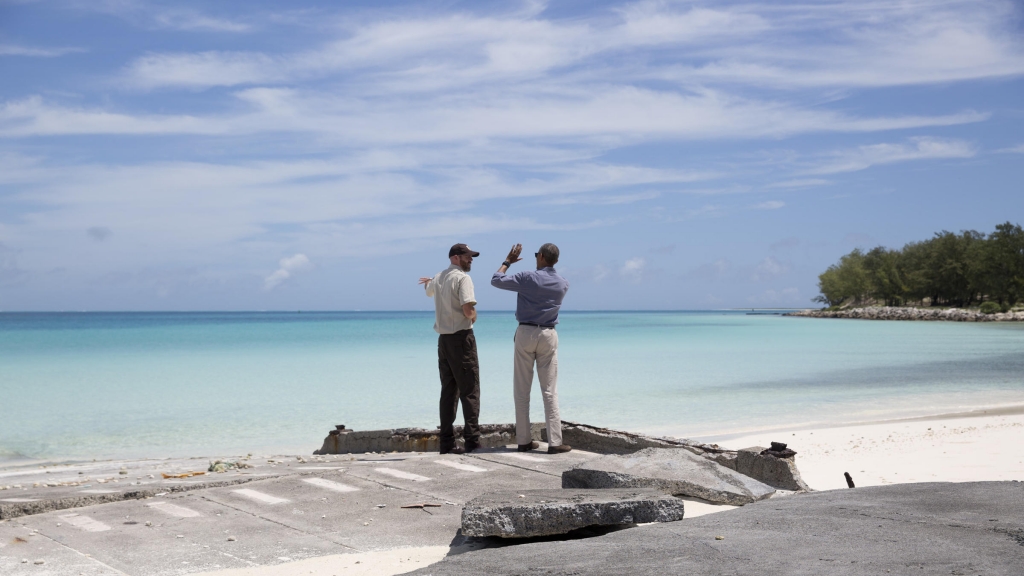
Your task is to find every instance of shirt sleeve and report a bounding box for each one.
[424,275,436,297]
[491,270,523,292]
[459,275,477,306]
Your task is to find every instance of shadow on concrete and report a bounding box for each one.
[446,524,636,556]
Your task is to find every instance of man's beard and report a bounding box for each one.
[460,261,472,272]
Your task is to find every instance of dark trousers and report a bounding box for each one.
[437,329,481,449]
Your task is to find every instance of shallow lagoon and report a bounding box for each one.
[2,311,1022,461]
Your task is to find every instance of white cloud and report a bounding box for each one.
[264,253,311,290]
[620,257,646,283]
[752,256,789,281]
[752,200,785,210]
[118,1,1024,91]
[805,137,977,175]
[0,45,85,57]
[767,179,829,189]
[748,287,801,305]
[1,91,986,141]
[998,144,1024,154]
[152,10,251,32]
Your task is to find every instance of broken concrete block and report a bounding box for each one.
[735,447,811,491]
[460,489,684,538]
[562,448,775,506]
[713,452,738,471]
[314,423,545,455]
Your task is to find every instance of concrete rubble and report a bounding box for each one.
[313,423,544,455]
[407,481,1024,576]
[734,445,810,491]
[460,489,686,538]
[562,447,776,505]
[0,423,815,574]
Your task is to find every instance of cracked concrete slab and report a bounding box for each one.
[461,489,685,538]
[406,481,1024,576]
[562,448,776,505]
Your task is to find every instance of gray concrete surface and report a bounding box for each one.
[461,489,685,538]
[0,444,606,575]
[409,481,1024,576]
[562,447,776,505]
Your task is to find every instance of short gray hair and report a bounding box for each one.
[539,243,559,265]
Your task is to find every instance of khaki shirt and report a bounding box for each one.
[425,265,476,334]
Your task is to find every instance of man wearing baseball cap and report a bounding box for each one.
[418,243,482,454]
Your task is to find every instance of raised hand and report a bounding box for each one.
[506,243,523,264]
[418,277,431,285]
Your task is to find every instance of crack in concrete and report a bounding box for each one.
[32,529,132,575]
[465,455,561,478]
[198,494,362,552]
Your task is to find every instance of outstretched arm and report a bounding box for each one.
[419,276,435,297]
[492,244,524,290]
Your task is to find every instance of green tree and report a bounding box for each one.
[814,249,869,307]
[862,246,905,306]
[977,222,1024,307]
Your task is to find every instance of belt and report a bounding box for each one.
[519,322,555,329]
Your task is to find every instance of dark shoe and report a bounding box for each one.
[440,445,465,455]
[518,441,540,452]
[547,444,572,454]
[464,440,481,453]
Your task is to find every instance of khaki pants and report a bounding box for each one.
[513,324,562,447]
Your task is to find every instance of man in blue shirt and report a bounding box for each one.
[491,243,572,454]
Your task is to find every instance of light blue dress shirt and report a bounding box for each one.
[491,267,569,326]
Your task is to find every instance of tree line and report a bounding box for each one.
[815,222,1024,310]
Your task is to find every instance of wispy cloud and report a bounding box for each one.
[767,178,830,189]
[805,137,977,175]
[748,287,801,305]
[119,1,1024,91]
[752,200,785,210]
[0,44,85,57]
[752,256,789,281]
[153,10,252,32]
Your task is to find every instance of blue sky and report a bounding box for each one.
[1,0,1022,311]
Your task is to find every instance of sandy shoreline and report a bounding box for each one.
[721,408,1024,491]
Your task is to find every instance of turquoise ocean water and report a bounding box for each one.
[1,311,1023,462]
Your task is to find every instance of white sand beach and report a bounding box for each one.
[723,406,1024,491]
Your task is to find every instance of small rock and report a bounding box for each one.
[375,504,386,508]
[227,536,236,541]
[176,535,184,538]
[363,522,369,526]
[145,521,152,527]
[34,559,45,565]
[21,559,28,563]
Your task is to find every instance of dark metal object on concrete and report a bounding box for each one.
[461,489,685,538]
[845,472,856,488]
[408,481,1024,576]
[562,448,775,505]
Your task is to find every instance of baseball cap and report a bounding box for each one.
[449,243,480,257]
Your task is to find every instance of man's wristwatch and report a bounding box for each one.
[502,261,512,268]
